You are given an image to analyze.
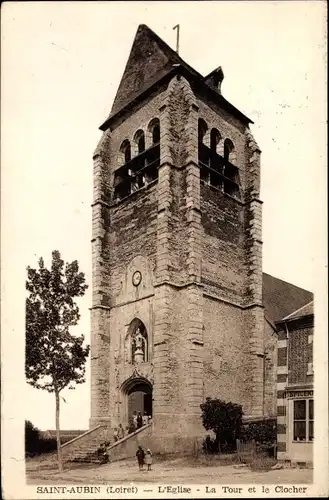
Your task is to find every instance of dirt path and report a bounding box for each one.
[27,458,312,485]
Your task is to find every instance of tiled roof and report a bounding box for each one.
[262,272,313,323]
[281,300,314,321]
[100,24,252,129]
[46,430,86,436]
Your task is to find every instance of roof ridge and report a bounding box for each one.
[102,24,253,129]
[262,272,313,294]
[281,300,314,321]
[137,24,204,79]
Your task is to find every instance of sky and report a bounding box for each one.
[1,1,327,431]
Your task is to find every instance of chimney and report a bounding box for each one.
[204,66,224,95]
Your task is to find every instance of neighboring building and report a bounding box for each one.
[42,430,87,444]
[275,301,314,465]
[89,24,313,454]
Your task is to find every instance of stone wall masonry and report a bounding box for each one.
[197,99,247,192]
[202,297,246,407]
[106,424,153,462]
[90,64,276,450]
[264,319,278,417]
[156,76,200,286]
[90,307,111,426]
[152,285,205,441]
[200,183,246,303]
[168,168,189,284]
[156,164,172,284]
[90,129,112,427]
[91,140,112,308]
[152,284,175,414]
[276,333,288,461]
[243,306,265,417]
[244,129,263,307]
[288,326,313,384]
[186,285,204,414]
[109,91,166,168]
[109,185,158,276]
[61,425,109,461]
[108,295,154,429]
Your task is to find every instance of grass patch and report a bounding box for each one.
[247,456,277,472]
[175,453,240,468]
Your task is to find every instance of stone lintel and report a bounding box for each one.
[154,280,204,290]
[89,305,112,311]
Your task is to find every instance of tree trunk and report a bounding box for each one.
[215,433,221,454]
[55,388,63,472]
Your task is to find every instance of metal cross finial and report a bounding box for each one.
[173,24,180,54]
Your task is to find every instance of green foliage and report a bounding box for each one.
[25,420,40,453]
[200,398,243,452]
[25,420,57,456]
[242,419,277,449]
[26,250,90,393]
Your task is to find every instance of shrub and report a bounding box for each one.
[239,419,277,458]
[202,435,218,454]
[200,398,243,453]
[25,420,40,455]
[242,419,277,449]
[25,420,57,456]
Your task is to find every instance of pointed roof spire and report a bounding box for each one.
[100,25,253,130]
[110,24,195,116]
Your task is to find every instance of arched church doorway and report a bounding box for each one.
[122,378,153,425]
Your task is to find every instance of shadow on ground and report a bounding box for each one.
[26,455,313,485]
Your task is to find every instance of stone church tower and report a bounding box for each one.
[90,25,275,452]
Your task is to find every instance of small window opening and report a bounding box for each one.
[198,119,208,144]
[119,139,131,166]
[125,145,131,163]
[152,124,160,145]
[136,131,146,155]
[210,128,221,153]
[224,138,234,162]
[113,120,160,201]
[293,399,314,442]
[198,124,240,199]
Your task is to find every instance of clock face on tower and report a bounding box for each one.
[132,270,142,287]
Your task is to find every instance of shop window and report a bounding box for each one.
[309,399,314,441]
[293,399,314,442]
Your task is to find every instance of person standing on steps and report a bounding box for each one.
[136,445,145,471]
[145,448,152,471]
[118,423,125,439]
[137,411,143,429]
[132,411,138,431]
[142,411,148,426]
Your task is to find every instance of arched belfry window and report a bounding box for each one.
[133,130,146,156]
[126,318,148,364]
[198,118,208,145]
[119,139,131,165]
[147,118,160,146]
[113,121,160,202]
[210,128,221,154]
[224,139,234,162]
[198,123,240,199]
[152,123,160,144]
